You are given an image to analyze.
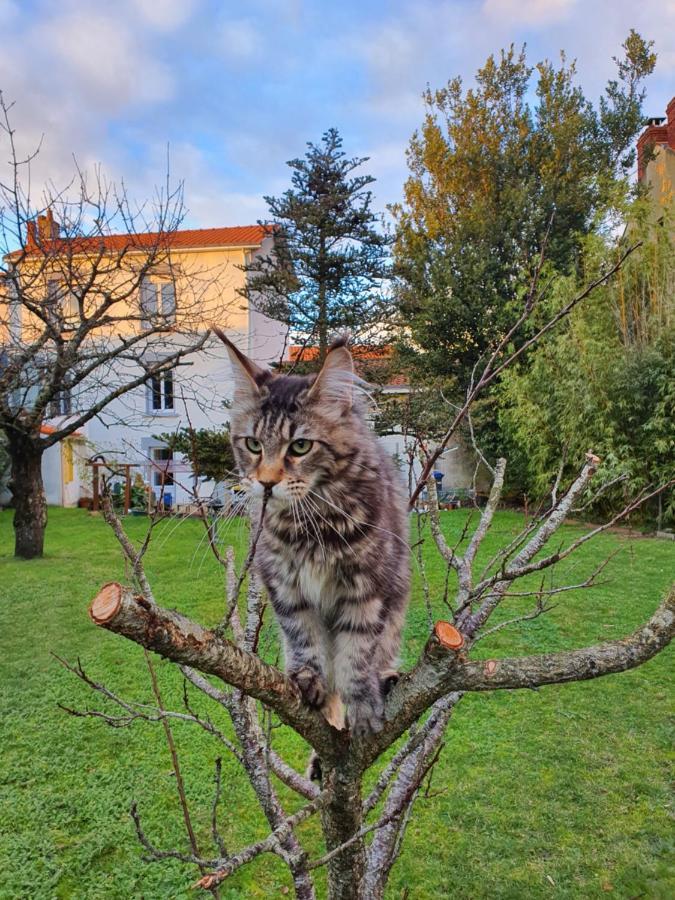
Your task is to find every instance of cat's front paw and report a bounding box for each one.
[291,666,328,709]
[380,669,400,697]
[346,694,385,737]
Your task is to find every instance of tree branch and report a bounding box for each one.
[363,586,674,766]
[88,582,342,758]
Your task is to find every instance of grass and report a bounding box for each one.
[0,506,673,899]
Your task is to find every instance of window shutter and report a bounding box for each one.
[46,278,60,324]
[7,277,21,341]
[163,370,174,409]
[161,282,176,323]
[140,278,157,329]
[150,375,162,410]
[64,291,79,322]
[8,300,21,340]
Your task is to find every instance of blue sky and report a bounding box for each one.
[1,0,673,229]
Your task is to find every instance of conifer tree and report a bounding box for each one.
[243,128,391,364]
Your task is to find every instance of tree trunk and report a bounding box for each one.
[8,433,47,559]
[317,234,328,364]
[322,764,365,900]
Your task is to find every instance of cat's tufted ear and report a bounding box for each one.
[308,338,355,407]
[211,325,269,403]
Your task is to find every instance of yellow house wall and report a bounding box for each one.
[644,146,675,231]
[1,244,254,341]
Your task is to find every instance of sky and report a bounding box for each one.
[0,0,673,230]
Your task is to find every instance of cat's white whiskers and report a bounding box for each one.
[290,497,301,538]
[189,493,252,572]
[298,495,328,562]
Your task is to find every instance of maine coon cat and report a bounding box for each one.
[215,329,410,737]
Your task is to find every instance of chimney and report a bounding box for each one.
[25,220,37,249]
[637,96,675,181]
[667,96,675,152]
[37,208,60,242]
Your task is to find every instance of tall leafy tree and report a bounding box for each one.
[498,210,675,524]
[393,32,656,389]
[243,128,391,364]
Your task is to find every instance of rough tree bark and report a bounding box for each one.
[7,433,47,559]
[86,576,674,899]
[320,761,365,900]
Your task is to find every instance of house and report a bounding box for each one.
[637,96,675,220]
[1,216,286,509]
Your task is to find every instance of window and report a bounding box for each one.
[49,384,72,418]
[7,275,21,341]
[147,369,175,413]
[9,299,21,340]
[151,446,174,488]
[46,278,60,321]
[140,277,176,328]
[46,278,78,327]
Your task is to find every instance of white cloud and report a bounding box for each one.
[186,189,268,226]
[219,19,263,62]
[482,0,578,26]
[0,0,179,210]
[37,9,173,107]
[364,140,408,174]
[135,140,268,226]
[131,0,199,32]
[0,0,672,242]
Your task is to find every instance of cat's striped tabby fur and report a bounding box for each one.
[216,330,410,737]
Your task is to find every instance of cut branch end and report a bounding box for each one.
[434,621,464,651]
[89,582,123,624]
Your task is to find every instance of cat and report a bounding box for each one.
[214,329,410,738]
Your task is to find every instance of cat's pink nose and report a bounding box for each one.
[257,464,283,489]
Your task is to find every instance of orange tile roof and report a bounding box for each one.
[12,224,271,259]
[40,424,84,437]
[289,344,393,362]
[287,344,410,387]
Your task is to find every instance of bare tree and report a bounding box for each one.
[61,242,673,898]
[0,94,233,558]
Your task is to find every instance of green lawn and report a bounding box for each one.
[0,506,673,899]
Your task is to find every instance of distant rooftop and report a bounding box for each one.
[9,212,271,259]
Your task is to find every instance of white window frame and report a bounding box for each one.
[147,443,175,508]
[150,445,175,487]
[46,277,79,328]
[140,276,176,329]
[146,368,176,415]
[48,383,73,418]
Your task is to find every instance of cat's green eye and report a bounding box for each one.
[245,437,263,454]
[288,439,313,457]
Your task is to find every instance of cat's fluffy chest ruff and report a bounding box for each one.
[296,554,333,607]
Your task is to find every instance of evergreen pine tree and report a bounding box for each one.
[243,128,391,364]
